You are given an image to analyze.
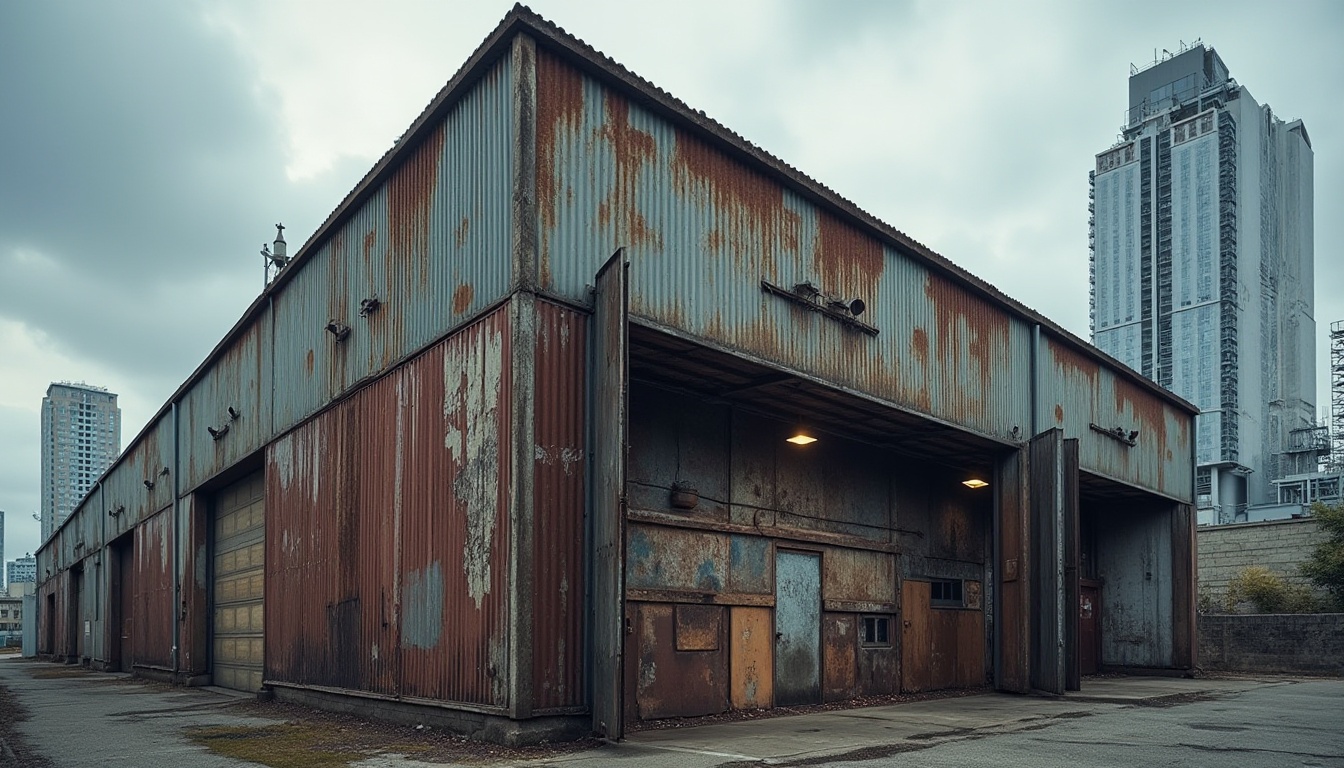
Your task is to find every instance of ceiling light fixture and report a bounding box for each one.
[786,427,817,446]
[962,478,989,489]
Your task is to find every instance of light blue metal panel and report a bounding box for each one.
[177,318,267,492]
[102,415,175,538]
[535,51,1034,441]
[272,58,515,434]
[774,550,820,706]
[1094,505,1174,667]
[1043,336,1195,502]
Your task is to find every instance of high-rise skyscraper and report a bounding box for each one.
[40,383,122,541]
[6,555,36,587]
[1089,44,1314,523]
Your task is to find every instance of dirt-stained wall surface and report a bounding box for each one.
[624,383,992,719]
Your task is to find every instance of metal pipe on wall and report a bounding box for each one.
[171,400,180,674]
[1031,324,1042,437]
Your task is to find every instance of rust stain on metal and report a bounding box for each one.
[823,614,858,702]
[924,274,1010,420]
[1050,340,1101,389]
[452,283,474,315]
[362,229,377,264]
[911,327,929,365]
[267,308,512,705]
[454,215,471,248]
[823,548,895,605]
[1055,404,1065,424]
[305,349,314,376]
[387,121,446,285]
[533,300,587,709]
[635,603,728,720]
[815,211,884,296]
[675,604,722,651]
[535,49,585,285]
[596,92,660,248]
[672,129,788,276]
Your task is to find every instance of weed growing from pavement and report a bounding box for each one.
[187,722,421,768]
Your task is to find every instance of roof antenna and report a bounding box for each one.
[262,222,289,287]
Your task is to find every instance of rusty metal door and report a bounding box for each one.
[1029,428,1065,694]
[115,539,135,672]
[1079,583,1100,675]
[774,550,821,705]
[901,579,931,692]
[590,250,629,738]
[68,565,83,661]
[1062,439,1080,691]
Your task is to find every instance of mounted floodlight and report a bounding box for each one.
[962,478,989,489]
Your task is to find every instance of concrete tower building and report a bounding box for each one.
[6,556,36,587]
[1089,43,1315,523]
[40,383,121,541]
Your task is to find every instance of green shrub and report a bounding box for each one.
[1226,566,1290,613]
[1301,501,1344,608]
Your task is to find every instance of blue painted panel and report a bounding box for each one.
[728,535,771,594]
[774,550,820,705]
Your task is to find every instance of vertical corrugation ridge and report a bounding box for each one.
[531,300,587,709]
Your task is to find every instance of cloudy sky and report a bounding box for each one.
[1,0,1340,564]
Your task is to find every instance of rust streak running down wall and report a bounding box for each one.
[266,305,513,707]
[135,507,175,669]
[532,300,587,710]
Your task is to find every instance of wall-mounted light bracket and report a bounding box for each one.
[1090,422,1138,447]
[208,424,230,441]
[359,297,382,317]
[762,280,878,336]
[326,320,351,342]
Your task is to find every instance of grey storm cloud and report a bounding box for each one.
[0,1,352,385]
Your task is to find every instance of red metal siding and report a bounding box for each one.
[531,300,587,710]
[134,507,175,669]
[266,305,512,707]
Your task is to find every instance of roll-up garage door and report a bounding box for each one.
[212,472,265,692]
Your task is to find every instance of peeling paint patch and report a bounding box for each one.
[401,561,444,649]
[443,326,504,609]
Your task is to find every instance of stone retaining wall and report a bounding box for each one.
[1199,613,1344,675]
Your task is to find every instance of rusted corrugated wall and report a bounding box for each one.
[179,320,268,493]
[269,58,515,439]
[1043,336,1194,501]
[534,47,1033,443]
[267,306,513,707]
[37,577,61,656]
[133,507,175,669]
[103,417,175,541]
[531,300,586,710]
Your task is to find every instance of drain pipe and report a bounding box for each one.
[171,400,181,677]
[1031,324,1042,436]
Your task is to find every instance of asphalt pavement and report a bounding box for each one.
[1,655,1340,768]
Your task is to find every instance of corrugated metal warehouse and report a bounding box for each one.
[35,6,1199,745]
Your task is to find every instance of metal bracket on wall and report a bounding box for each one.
[761,280,878,336]
[1089,422,1138,447]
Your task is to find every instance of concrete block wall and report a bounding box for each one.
[1197,518,1323,606]
[1199,614,1344,675]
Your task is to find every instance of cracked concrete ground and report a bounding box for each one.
[2,654,1340,768]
